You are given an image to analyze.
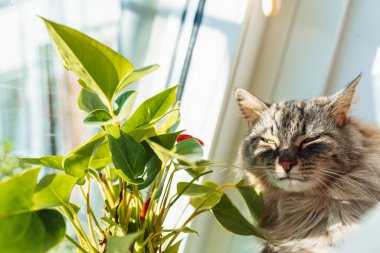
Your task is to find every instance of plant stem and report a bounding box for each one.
[90,209,103,236]
[147,241,155,253]
[60,207,87,247]
[107,100,116,118]
[86,174,98,246]
[166,193,213,249]
[166,209,208,248]
[93,173,114,218]
[66,202,99,252]
[168,170,212,207]
[107,100,120,128]
[65,234,89,253]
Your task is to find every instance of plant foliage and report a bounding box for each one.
[0,17,265,253]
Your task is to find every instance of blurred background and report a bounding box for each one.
[1,0,380,252]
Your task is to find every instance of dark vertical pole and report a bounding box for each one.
[176,0,207,101]
[40,45,57,155]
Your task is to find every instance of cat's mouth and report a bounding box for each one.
[277,176,304,182]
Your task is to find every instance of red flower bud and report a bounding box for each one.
[176,134,204,146]
[140,197,151,224]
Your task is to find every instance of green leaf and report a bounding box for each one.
[173,139,203,162]
[101,217,125,237]
[89,138,112,169]
[212,194,263,237]
[237,184,264,222]
[0,168,40,216]
[150,131,184,150]
[108,130,147,184]
[163,227,198,236]
[63,132,105,179]
[0,209,66,253]
[0,170,66,252]
[32,173,77,210]
[83,92,137,126]
[22,156,64,171]
[185,167,207,178]
[136,155,161,190]
[163,240,183,253]
[128,127,157,142]
[37,210,66,251]
[176,182,217,196]
[146,140,196,167]
[189,181,222,209]
[157,102,181,134]
[83,109,112,125]
[122,85,179,132]
[40,17,134,101]
[114,64,159,96]
[106,231,143,253]
[114,90,136,116]
[77,88,108,113]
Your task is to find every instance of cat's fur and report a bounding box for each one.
[235,75,380,253]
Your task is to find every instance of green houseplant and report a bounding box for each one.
[0,18,264,253]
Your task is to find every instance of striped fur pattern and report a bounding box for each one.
[235,75,380,253]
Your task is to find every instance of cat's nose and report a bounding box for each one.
[279,160,297,172]
[278,150,297,172]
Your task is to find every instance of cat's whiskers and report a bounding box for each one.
[316,168,378,201]
[315,174,369,215]
[309,170,377,214]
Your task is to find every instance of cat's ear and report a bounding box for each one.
[235,88,269,128]
[329,74,361,127]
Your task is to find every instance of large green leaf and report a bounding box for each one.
[114,64,159,96]
[22,156,64,171]
[63,132,105,179]
[41,17,134,101]
[108,130,147,184]
[0,169,66,252]
[122,85,179,132]
[32,173,77,210]
[77,88,108,113]
[106,231,143,253]
[0,168,40,216]
[0,209,66,253]
[237,184,264,222]
[212,194,263,238]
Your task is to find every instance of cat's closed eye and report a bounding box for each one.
[300,135,321,148]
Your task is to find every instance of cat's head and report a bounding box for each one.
[236,75,361,192]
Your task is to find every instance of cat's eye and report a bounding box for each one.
[301,135,320,146]
[261,137,276,145]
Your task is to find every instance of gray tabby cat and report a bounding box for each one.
[235,75,380,253]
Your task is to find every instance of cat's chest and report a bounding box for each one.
[263,194,356,242]
[260,195,359,252]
